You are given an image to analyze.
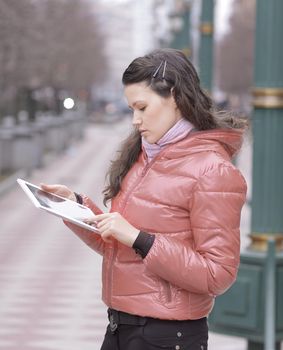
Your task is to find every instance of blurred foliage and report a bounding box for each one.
[0,0,107,119]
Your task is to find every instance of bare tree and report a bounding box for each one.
[0,0,37,115]
[0,0,107,119]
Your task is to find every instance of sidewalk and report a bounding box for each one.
[0,119,249,349]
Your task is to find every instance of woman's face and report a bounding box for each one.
[124,82,182,144]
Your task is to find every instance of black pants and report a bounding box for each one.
[100,309,208,350]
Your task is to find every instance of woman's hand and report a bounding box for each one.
[85,212,139,247]
[40,183,76,201]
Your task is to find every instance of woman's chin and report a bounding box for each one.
[142,134,158,144]
[143,138,155,144]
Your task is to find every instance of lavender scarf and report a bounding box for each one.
[142,118,195,162]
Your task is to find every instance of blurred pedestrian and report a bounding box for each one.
[41,48,247,350]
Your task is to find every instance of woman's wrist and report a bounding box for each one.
[125,227,140,247]
[132,231,155,258]
[72,192,83,204]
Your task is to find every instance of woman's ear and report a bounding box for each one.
[170,87,178,108]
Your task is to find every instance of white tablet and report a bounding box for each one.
[17,178,100,233]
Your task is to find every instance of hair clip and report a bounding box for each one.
[152,61,164,78]
[162,60,167,79]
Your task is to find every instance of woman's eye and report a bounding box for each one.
[139,107,146,111]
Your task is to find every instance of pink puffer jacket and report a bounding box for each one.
[66,129,247,320]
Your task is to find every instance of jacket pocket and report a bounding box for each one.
[156,279,181,308]
[160,280,172,304]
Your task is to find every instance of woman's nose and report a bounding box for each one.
[132,111,142,126]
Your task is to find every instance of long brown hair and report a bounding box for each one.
[103,48,247,205]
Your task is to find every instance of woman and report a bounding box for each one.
[42,48,247,350]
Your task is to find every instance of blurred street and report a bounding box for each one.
[0,118,250,350]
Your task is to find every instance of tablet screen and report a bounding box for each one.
[25,183,93,220]
[17,178,99,233]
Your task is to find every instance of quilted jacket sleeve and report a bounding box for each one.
[143,164,247,296]
[64,195,106,256]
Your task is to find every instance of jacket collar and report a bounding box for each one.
[141,128,245,161]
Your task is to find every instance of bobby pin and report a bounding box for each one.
[162,60,167,79]
[152,61,164,78]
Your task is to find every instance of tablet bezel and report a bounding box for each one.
[17,178,100,234]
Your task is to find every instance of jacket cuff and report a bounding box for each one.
[133,231,155,259]
[74,192,83,204]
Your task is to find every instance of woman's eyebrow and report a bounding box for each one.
[132,100,146,107]
[128,100,146,109]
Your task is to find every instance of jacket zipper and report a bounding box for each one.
[107,136,200,307]
[120,160,152,213]
[106,240,117,308]
[106,150,169,306]
[107,161,151,306]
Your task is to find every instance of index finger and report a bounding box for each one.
[40,183,59,191]
[93,213,112,221]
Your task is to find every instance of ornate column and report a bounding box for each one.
[247,0,283,346]
[209,1,283,349]
[250,0,283,251]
